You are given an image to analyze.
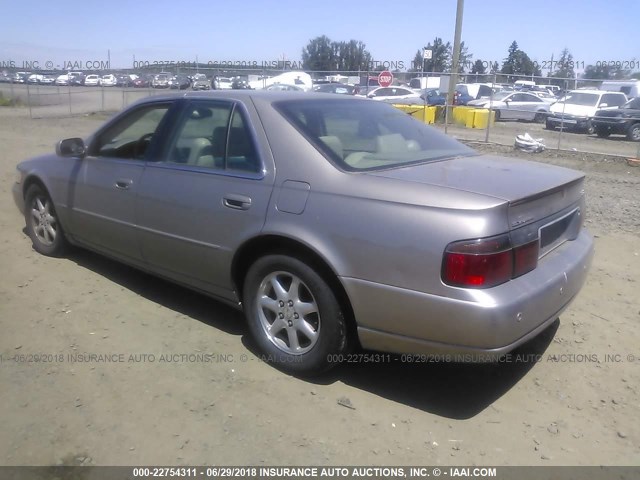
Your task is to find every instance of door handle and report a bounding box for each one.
[223,194,252,210]
[114,179,133,190]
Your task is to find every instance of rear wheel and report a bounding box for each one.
[243,255,348,375]
[627,123,640,141]
[595,126,611,138]
[545,119,555,130]
[494,109,501,122]
[24,184,68,256]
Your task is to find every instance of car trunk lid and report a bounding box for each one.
[366,154,585,229]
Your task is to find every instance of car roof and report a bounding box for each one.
[129,90,360,106]
[567,89,616,95]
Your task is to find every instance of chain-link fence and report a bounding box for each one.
[1,69,639,159]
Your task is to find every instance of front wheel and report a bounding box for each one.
[545,119,555,130]
[243,255,348,375]
[595,126,611,138]
[24,184,68,256]
[585,120,595,135]
[534,111,546,123]
[627,123,640,142]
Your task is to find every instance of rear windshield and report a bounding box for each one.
[275,99,475,171]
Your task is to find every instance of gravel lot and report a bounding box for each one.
[0,107,638,467]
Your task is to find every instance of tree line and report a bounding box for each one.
[301,36,639,81]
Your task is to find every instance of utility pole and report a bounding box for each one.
[447,0,464,117]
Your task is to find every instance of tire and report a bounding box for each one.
[243,255,348,375]
[627,123,640,142]
[534,111,546,123]
[24,184,68,256]
[595,126,611,138]
[494,110,501,122]
[585,120,595,135]
[545,119,555,130]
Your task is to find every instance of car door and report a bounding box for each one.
[68,101,174,263]
[136,99,275,300]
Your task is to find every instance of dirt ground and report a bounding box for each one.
[0,107,638,467]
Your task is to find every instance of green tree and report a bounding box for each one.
[423,37,451,73]
[471,59,486,75]
[454,41,472,73]
[470,59,487,82]
[302,36,372,73]
[500,41,541,78]
[583,63,632,80]
[548,48,576,84]
[301,35,336,73]
[334,40,372,71]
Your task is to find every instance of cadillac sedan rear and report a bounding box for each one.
[266,97,593,363]
[13,92,593,374]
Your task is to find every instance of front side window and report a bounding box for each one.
[90,103,171,160]
[165,101,260,173]
[276,99,475,171]
[601,94,626,107]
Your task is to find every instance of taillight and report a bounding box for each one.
[442,234,539,289]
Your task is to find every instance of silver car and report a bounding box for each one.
[12,91,593,375]
[468,91,551,122]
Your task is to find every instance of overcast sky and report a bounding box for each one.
[1,0,637,73]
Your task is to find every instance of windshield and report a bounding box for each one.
[559,92,599,106]
[275,99,476,171]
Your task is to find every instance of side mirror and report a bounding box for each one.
[56,138,86,158]
[367,93,374,98]
[599,103,608,108]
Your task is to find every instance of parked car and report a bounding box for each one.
[170,75,191,90]
[12,91,593,375]
[365,86,420,101]
[55,74,70,86]
[41,75,57,85]
[546,90,627,133]
[13,72,30,83]
[530,90,558,103]
[312,83,359,95]
[27,74,45,84]
[116,75,134,87]
[70,75,86,87]
[385,88,446,106]
[264,83,304,91]
[592,97,640,141]
[213,76,233,89]
[83,74,100,87]
[454,83,494,105]
[191,74,211,91]
[132,75,152,88]
[151,73,172,88]
[231,78,251,89]
[100,74,117,87]
[468,91,551,122]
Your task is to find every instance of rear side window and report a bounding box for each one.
[275,98,475,171]
[164,101,260,173]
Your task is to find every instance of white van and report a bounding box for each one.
[600,80,640,99]
[514,80,536,89]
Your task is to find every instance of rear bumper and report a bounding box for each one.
[343,230,594,360]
